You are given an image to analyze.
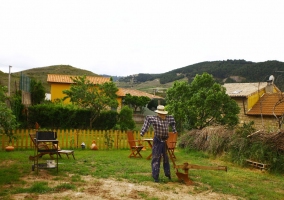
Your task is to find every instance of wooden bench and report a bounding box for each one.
[58,150,75,159]
[246,159,269,170]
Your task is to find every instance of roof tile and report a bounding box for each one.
[47,74,162,99]
[223,82,268,97]
[47,74,110,84]
[117,88,163,99]
[247,93,284,116]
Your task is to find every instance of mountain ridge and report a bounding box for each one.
[1,60,284,94]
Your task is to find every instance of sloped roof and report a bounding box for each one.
[247,93,284,116]
[223,82,268,97]
[117,88,164,99]
[47,74,110,84]
[47,74,162,99]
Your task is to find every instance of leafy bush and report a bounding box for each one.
[227,121,256,165]
[92,110,118,130]
[27,103,118,130]
[115,106,135,131]
[0,102,19,144]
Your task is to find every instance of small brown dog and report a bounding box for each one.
[91,140,98,150]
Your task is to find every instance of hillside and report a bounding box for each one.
[116,77,185,97]
[1,60,284,95]
[119,60,284,91]
[0,64,176,95]
[0,65,99,94]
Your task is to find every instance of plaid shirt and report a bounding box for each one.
[140,115,177,139]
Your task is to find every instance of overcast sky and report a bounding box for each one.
[0,0,283,76]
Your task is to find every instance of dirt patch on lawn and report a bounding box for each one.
[10,171,241,200]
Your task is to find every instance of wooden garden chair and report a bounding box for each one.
[127,131,144,158]
[167,132,178,159]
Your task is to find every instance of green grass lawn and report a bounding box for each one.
[0,148,284,199]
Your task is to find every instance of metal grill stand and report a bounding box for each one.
[32,131,59,174]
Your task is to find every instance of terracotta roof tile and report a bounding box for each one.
[117,88,164,99]
[47,74,110,84]
[247,93,284,116]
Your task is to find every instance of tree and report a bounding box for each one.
[117,106,135,131]
[166,72,240,131]
[0,102,19,144]
[30,79,46,105]
[138,96,151,113]
[63,75,118,128]
[10,90,24,122]
[147,98,166,111]
[123,93,151,113]
[0,85,8,102]
[0,86,18,144]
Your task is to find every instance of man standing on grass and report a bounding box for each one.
[140,105,177,182]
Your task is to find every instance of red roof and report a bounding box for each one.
[247,93,284,116]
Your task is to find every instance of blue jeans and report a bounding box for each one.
[151,137,171,180]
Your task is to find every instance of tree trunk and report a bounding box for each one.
[90,118,92,129]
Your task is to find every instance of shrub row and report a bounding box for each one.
[23,104,118,130]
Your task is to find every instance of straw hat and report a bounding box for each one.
[155,105,168,115]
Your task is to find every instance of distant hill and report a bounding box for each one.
[119,60,284,91]
[99,74,124,82]
[0,65,99,94]
[1,60,284,95]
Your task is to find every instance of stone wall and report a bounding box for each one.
[244,115,279,131]
[235,98,279,131]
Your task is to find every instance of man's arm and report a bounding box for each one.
[171,124,177,134]
[168,115,177,133]
[140,116,152,137]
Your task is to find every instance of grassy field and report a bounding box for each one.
[0,148,284,199]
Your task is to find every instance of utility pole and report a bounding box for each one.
[8,65,12,96]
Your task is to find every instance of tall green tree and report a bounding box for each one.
[123,93,151,113]
[30,79,46,105]
[63,75,118,128]
[166,72,240,131]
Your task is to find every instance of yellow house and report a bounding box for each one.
[47,74,111,104]
[47,74,163,111]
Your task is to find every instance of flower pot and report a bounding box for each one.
[5,145,14,152]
